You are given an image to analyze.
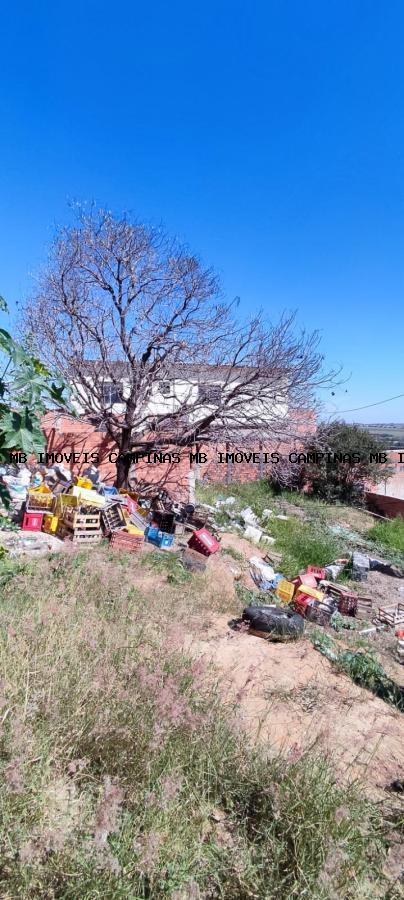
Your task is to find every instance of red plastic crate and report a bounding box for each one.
[22,511,44,532]
[187,528,220,557]
[306,565,326,580]
[109,531,143,553]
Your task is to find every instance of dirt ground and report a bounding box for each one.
[187,532,404,799]
[186,614,403,798]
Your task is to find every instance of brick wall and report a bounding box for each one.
[365,492,404,519]
[40,410,316,500]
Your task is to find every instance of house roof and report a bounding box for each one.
[78,360,283,383]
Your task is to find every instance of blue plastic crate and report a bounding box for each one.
[101,485,119,497]
[145,525,160,544]
[145,526,174,549]
[156,531,174,549]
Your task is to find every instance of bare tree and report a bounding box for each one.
[22,205,336,487]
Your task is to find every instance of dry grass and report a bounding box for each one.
[0,547,393,898]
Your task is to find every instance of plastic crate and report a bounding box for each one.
[187,528,220,557]
[71,486,105,508]
[306,565,326,580]
[101,485,119,497]
[151,510,176,534]
[42,513,59,534]
[296,585,324,603]
[27,492,54,512]
[275,580,296,603]
[54,494,79,517]
[22,511,44,531]
[109,530,143,553]
[145,525,160,544]
[156,531,174,549]
[337,595,358,617]
[74,476,94,489]
[145,527,174,550]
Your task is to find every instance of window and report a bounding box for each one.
[198,384,222,404]
[159,381,171,397]
[100,382,122,406]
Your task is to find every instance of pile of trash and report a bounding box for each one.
[205,497,283,545]
[0,462,222,565]
[234,549,404,645]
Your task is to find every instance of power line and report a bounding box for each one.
[328,391,404,415]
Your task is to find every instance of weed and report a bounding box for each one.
[368,516,404,553]
[310,630,404,712]
[0,547,393,897]
[268,517,345,578]
[221,545,244,562]
[141,549,191,584]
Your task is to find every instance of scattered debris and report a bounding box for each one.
[240,507,259,527]
[244,525,263,544]
[0,468,224,568]
[377,604,404,627]
[261,508,274,519]
[352,551,371,582]
[240,605,305,641]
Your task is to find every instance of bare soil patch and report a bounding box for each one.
[185,614,404,798]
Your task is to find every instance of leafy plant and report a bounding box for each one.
[301,421,393,505]
[0,296,72,463]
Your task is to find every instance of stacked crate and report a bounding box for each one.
[101,502,126,535]
[58,505,102,546]
[27,491,54,512]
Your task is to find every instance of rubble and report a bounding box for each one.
[240,507,259,527]
[0,465,223,568]
[243,525,263,544]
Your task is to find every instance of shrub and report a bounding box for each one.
[302,421,392,505]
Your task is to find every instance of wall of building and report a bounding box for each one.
[365,492,404,519]
[372,450,404,500]
[41,409,315,500]
[71,376,289,424]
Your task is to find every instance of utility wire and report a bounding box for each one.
[328,391,404,415]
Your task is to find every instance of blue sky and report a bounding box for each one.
[1,1,403,423]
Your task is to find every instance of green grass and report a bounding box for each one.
[197,479,276,518]
[268,517,345,579]
[367,516,404,553]
[310,630,404,712]
[0,549,391,898]
[140,548,192,584]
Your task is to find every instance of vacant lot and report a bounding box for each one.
[0,486,403,898]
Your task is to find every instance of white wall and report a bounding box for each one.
[71,376,288,425]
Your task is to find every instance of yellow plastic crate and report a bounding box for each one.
[275,580,296,603]
[28,484,52,495]
[71,486,105,508]
[296,585,324,602]
[54,494,79,517]
[43,514,59,534]
[124,524,144,536]
[74,476,94,489]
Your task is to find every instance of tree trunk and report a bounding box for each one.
[115,426,133,489]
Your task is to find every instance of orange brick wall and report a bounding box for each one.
[40,410,316,500]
